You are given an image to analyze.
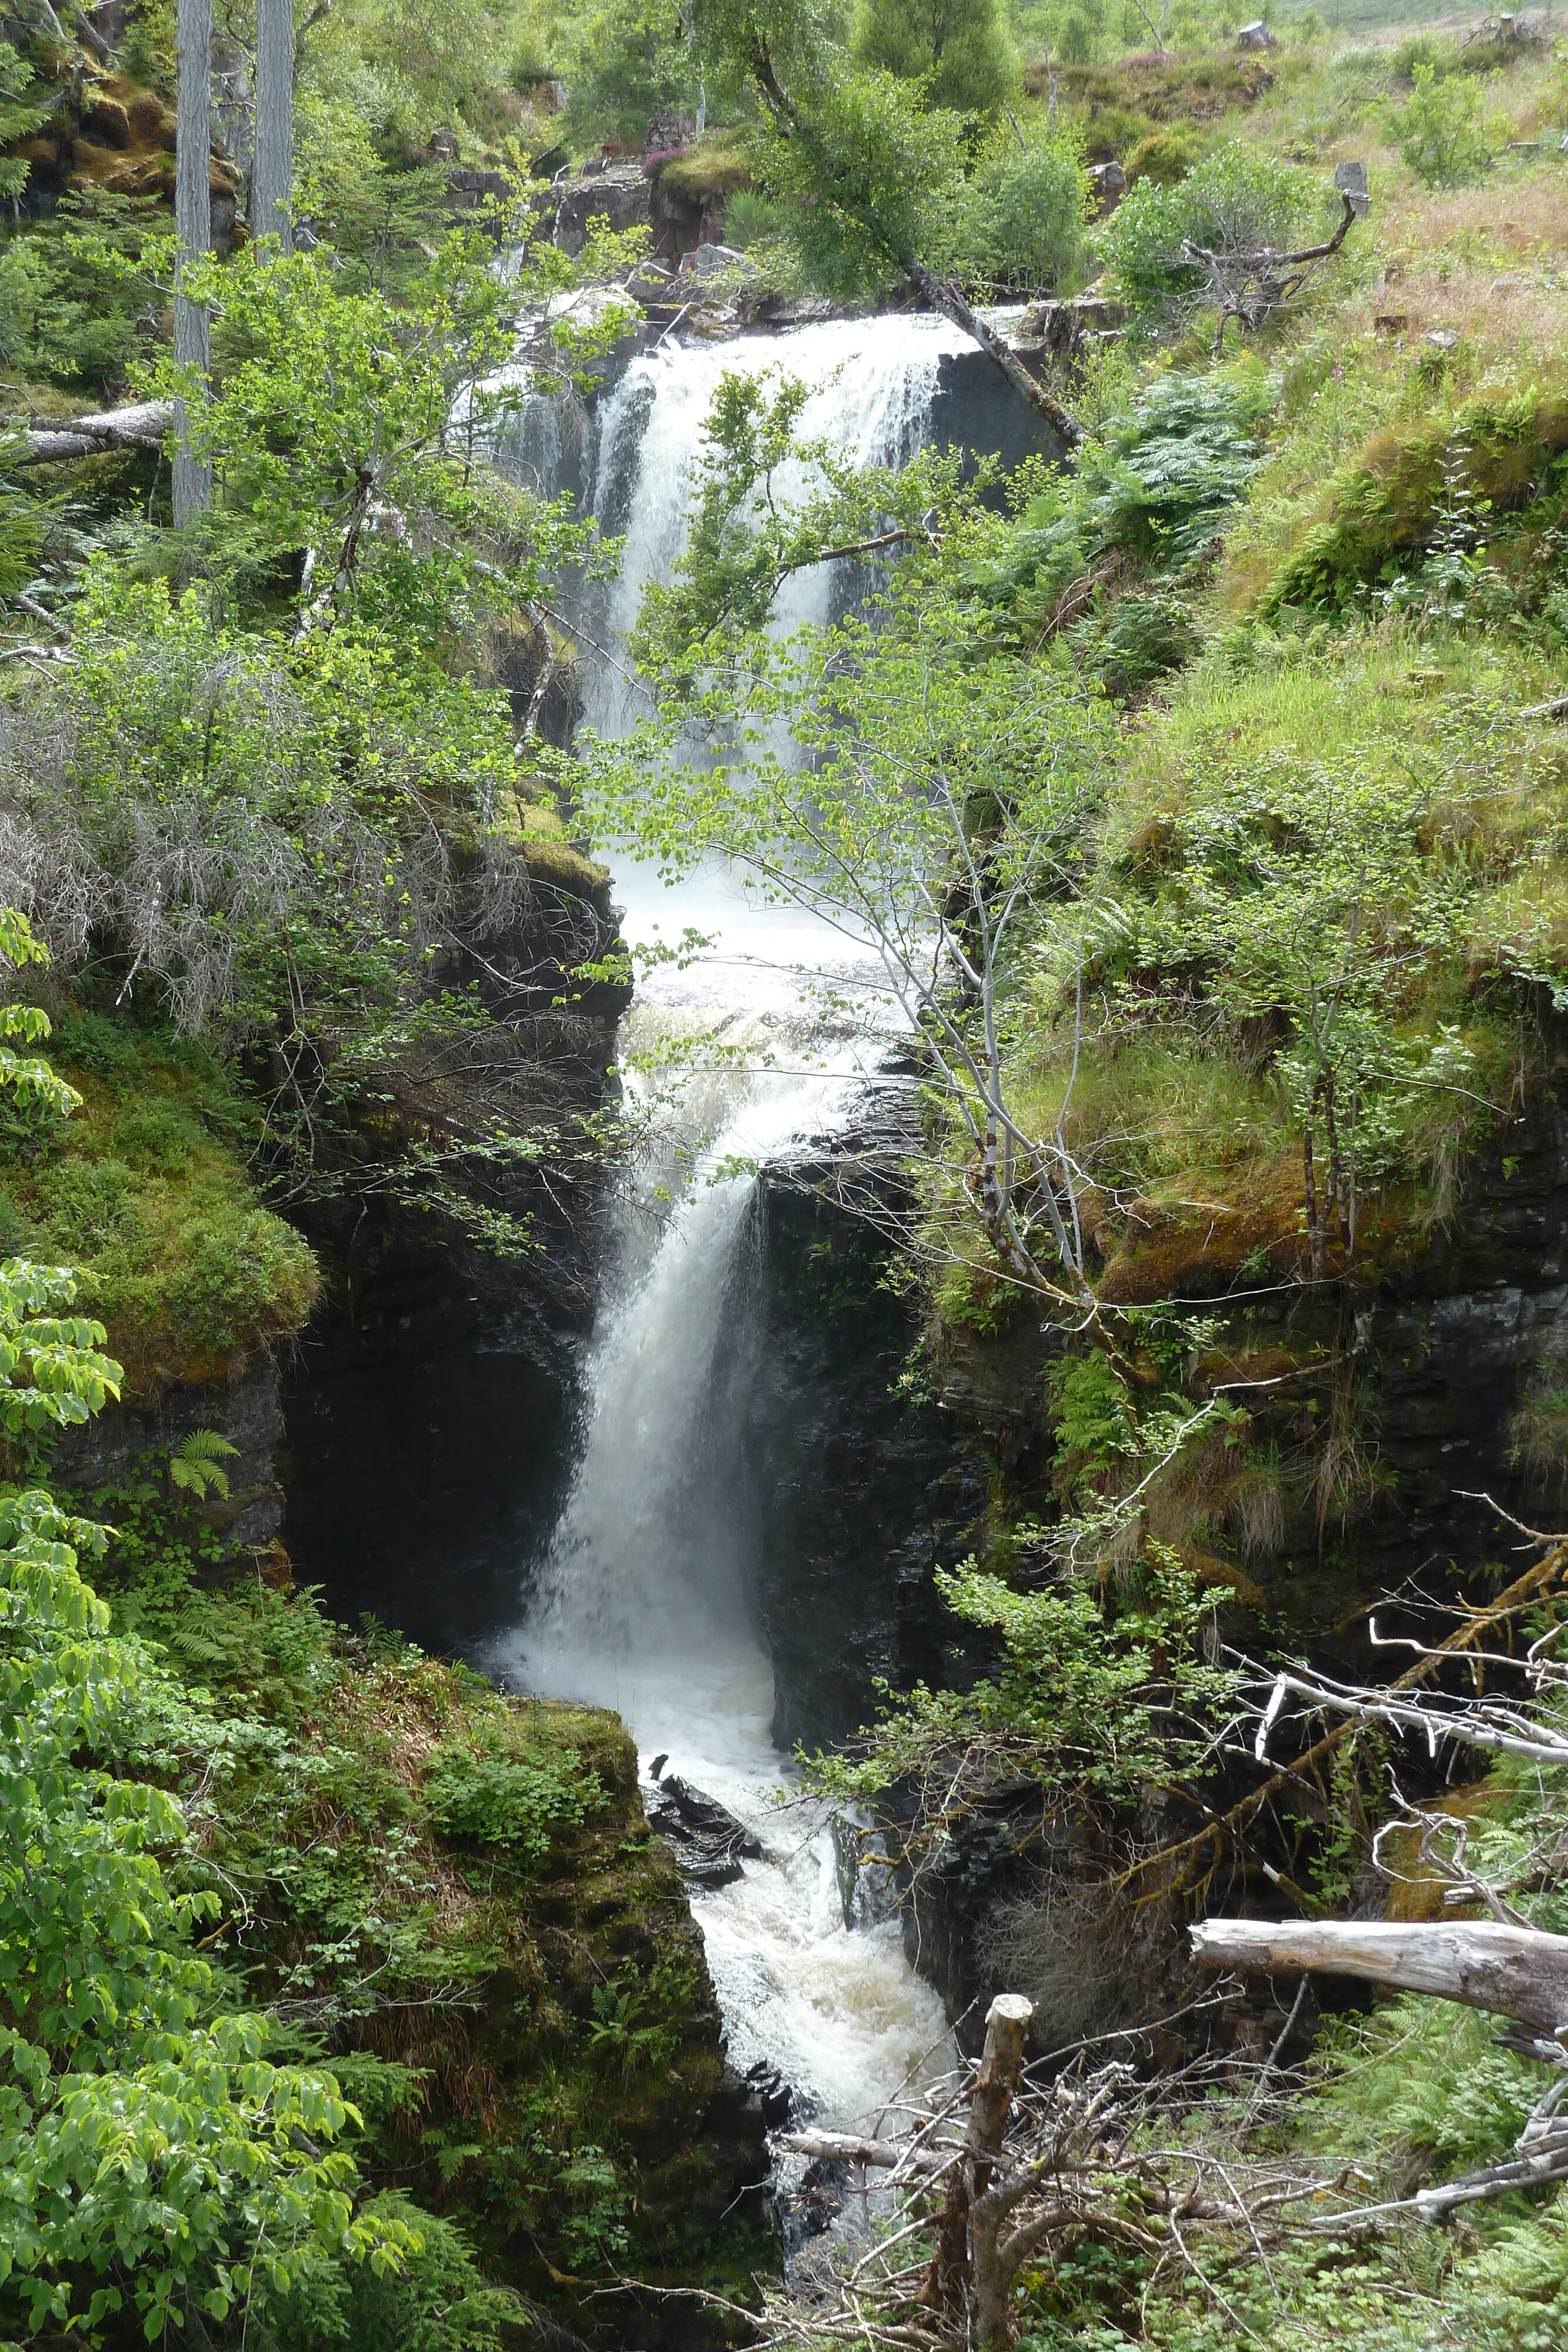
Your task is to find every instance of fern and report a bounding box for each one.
[168,1428,240,1502]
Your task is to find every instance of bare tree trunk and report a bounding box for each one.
[1191,1918,1568,2041]
[252,0,294,253]
[923,1993,1034,2334]
[908,262,1082,450]
[173,0,213,527]
[6,400,175,463]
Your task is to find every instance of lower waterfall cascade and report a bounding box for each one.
[489,318,992,2133]
[490,861,952,2133]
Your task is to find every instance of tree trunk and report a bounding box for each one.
[923,1993,1034,2332]
[252,0,294,254]
[1191,1918,1568,2041]
[7,401,174,464]
[173,0,213,527]
[908,262,1082,450]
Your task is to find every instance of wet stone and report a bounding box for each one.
[644,1767,766,1890]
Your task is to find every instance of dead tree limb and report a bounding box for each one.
[1190,1917,1568,2041]
[1123,1542,1568,1900]
[780,2131,949,2177]
[1181,192,1356,355]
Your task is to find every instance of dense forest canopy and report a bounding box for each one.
[2,0,1568,2346]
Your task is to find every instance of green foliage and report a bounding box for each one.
[1385,61,1500,188]
[424,1739,607,1861]
[0,188,176,395]
[0,35,45,202]
[0,966,420,2340]
[951,123,1090,291]
[1260,387,1568,616]
[723,186,800,248]
[964,364,1273,654]
[167,1426,240,1499]
[170,234,616,635]
[1047,1348,1134,1484]
[811,1541,1239,1828]
[698,0,973,296]
[853,0,1016,117]
[1125,128,1201,187]
[272,2196,525,2352]
[560,0,703,148]
[1101,141,1319,322]
[1081,366,1273,560]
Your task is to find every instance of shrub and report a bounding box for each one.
[955,131,1091,293]
[1079,366,1274,561]
[161,1205,319,1357]
[1261,389,1568,613]
[111,1100,202,1177]
[854,0,1015,117]
[1386,62,1499,188]
[423,1741,606,1863]
[51,1008,141,1090]
[41,1155,136,1254]
[723,189,797,248]
[1124,129,1201,188]
[0,188,174,396]
[1072,587,1203,695]
[1100,141,1320,322]
[654,129,750,202]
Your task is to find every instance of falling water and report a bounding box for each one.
[487,323,973,2132]
[573,312,979,737]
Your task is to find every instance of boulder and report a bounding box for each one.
[677,239,758,282]
[644,1769,765,1890]
[550,163,652,258]
[81,91,131,148]
[1087,159,1126,216]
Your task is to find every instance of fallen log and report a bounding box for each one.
[5,402,175,465]
[1191,1917,1568,2039]
[779,2130,948,2176]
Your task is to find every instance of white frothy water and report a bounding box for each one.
[489,866,948,2129]
[487,325,967,2132]
[579,312,976,736]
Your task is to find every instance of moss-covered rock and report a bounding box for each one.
[89,1545,776,2347]
[1,1017,317,1402]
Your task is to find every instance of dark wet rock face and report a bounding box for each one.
[644,1767,765,1890]
[747,1179,991,1758]
[747,1068,1568,2056]
[54,1355,285,1550]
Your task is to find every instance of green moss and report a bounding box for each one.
[8,1022,317,1397]
[652,131,750,202]
[519,833,611,898]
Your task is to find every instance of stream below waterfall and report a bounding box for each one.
[282,311,1055,2144]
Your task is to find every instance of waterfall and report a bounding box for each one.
[486,323,965,2132]
[571,313,976,737]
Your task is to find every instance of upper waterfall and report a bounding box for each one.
[489,310,985,740]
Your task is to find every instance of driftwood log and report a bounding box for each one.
[1191,1917,1568,2041]
[6,402,175,465]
